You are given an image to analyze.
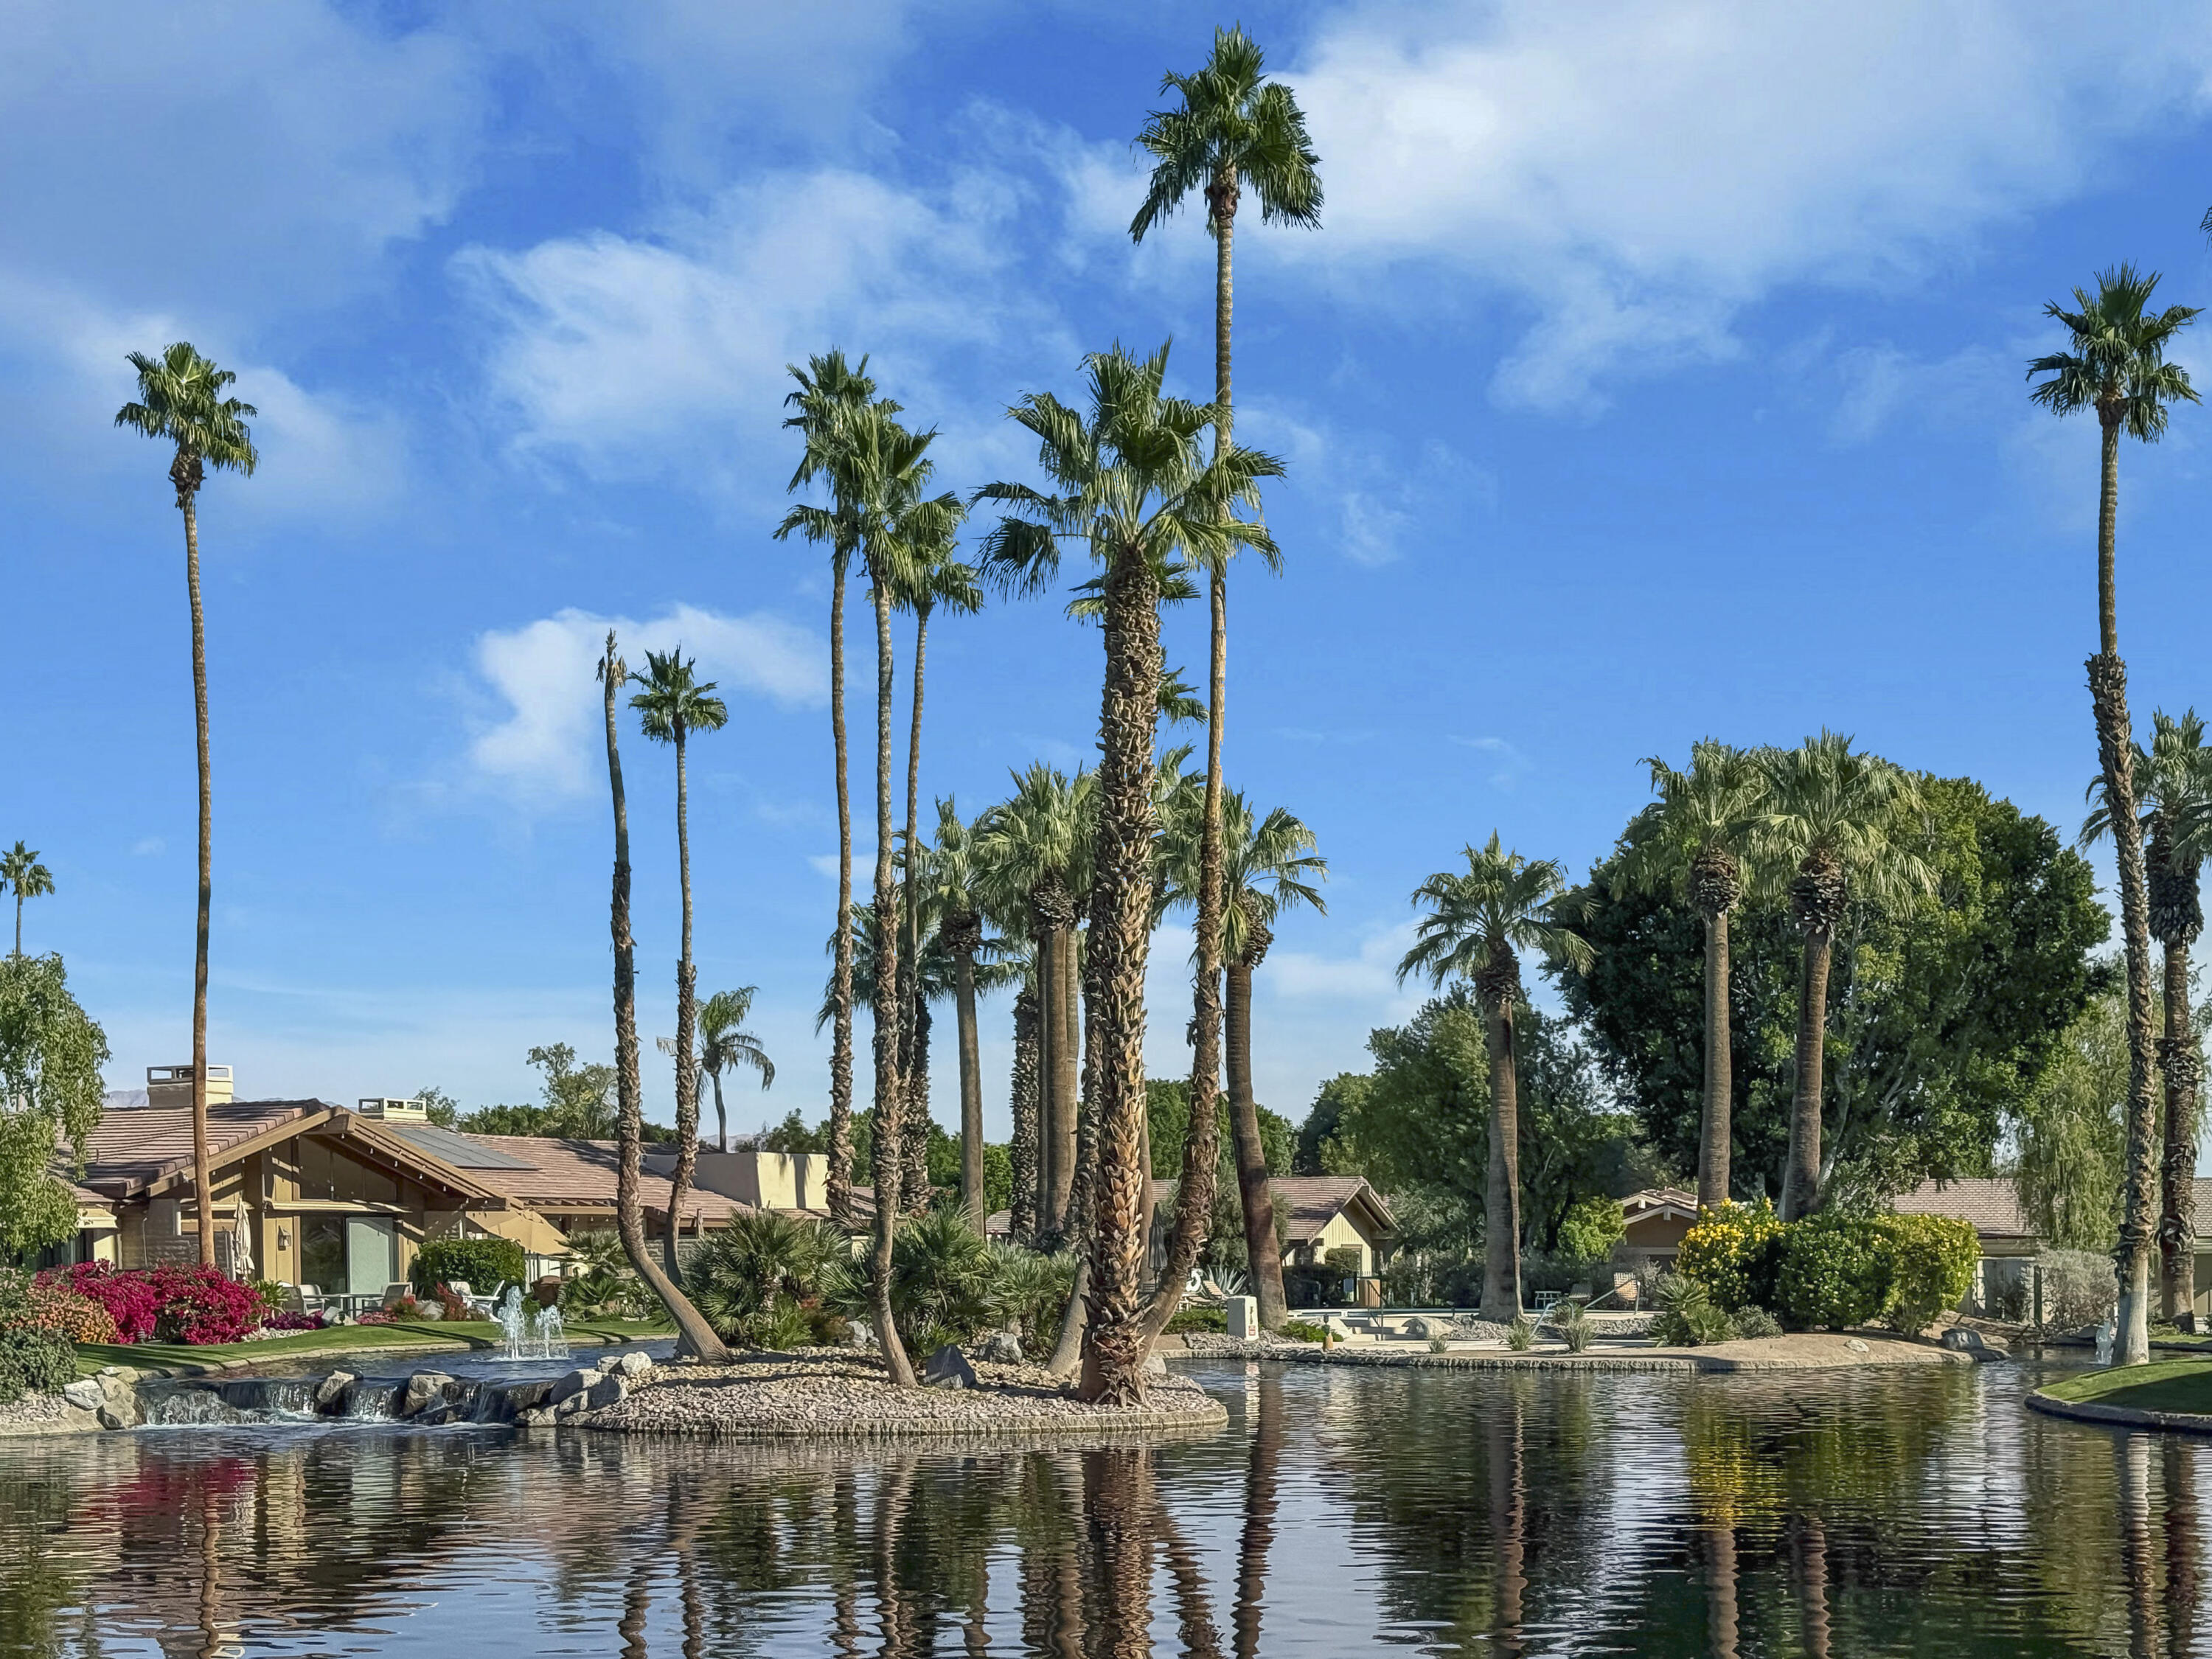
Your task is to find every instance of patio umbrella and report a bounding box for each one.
[230,1194,255,1281]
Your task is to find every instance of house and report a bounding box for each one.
[45,1069,818,1302]
[1615,1187,1703,1274]
[983,1176,1400,1279]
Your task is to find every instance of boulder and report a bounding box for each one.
[313,1371,358,1413]
[1144,1353,1168,1377]
[401,1371,456,1416]
[1939,1326,1984,1353]
[582,1374,628,1411]
[1402,1315,1436,1341]
[613,1352,655,1380]
[977,1330,1025,1366]
[514,1406,554,1428]
[1845,1337,1870,1355]
[551,1367,603,1405]
[552,1392,591,1421]
[94,1374,142,1429]
[923,1344,978,1391]
[61,1380,104,1413]
[414,1402,462,1427]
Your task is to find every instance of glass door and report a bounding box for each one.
[345,1217,396,1300]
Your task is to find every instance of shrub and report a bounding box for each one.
[21,1285,119,1346]
[1674,1199,1787,1312]
[411,1237,526,1300]
[2034,1248,2118,1335]
[1775,1211,1891,1331]
[1164,1304,1225,1335]
[686,1211,849,1350]
[1279,1318,1327,1343]
[41,1264,262,1346]
[556,1232,659,1320]
[1554,1194,1628,1263]
[1650,1275,1736,1346]
[832,1210,1002,1355]
[983,1243,1074,1356]
[1549,1298,1594,1352]
[1877,1214,1978,1334]
[44,1264,162,1343]
[1733,1305,1783,1340]
[1506,1313,1537,1352]
[0,1329,74,1405]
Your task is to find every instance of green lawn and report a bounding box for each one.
[2040,1359,2212,1415]
[74,1315,672,1376]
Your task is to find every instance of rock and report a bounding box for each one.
[514,1406,554,1428]
[553,1392,591,1421]
[613,1352,655,1380]
[1402,1315,1436,1340]
[1940,1327,1984,1352]
[551,1367,603,1405]
[1144,1353,1167,1377]
[401,1371,456,1416]
[1845,1338,1870,1354]
[977,1330,1025,1366]
[313,1371,358,1413]
[61,1380,104,1413]
[923,1345,978,1391]
[94,1374,142,1429]
[414,1402,461,1427]
[583,1374,628,1411]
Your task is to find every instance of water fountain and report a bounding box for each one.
[495,1284,571,1363]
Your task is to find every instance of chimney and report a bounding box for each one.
[147,1064,234,1110]
[355,1097,428,1122]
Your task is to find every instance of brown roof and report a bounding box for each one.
[459,1135,748,1224]
[1147,1175,1397,1243]
[1895,1176,2212,1242]
[72,1100,323,1198]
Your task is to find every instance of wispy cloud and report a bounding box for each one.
[1449,734,1531,790]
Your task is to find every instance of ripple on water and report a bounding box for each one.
[0,1355,2190,1656]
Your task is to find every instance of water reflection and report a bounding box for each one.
[4,1363,2212,1655]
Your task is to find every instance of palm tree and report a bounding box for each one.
[630,648,729,1279]
[777,349,887,1225]
[596,632,728,1362]
[1130,26,1318,1353]
[1,843,54,957]
[1616,741,1762,1210]
[979,340,1281,1404]
[2084,708,2212,1321]
[116,342,258,1270]
[695,989,773,1155]
[1756,733,1932,1221]
[2031,265,2200,1363]
[1008,972,1042,1243]
[1397,834,1592,1316]
[929,799,992,1223]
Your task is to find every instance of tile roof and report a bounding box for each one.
[1147,1175,1396,1242]
[72,1100,324,1198]
[456,1135,748,1223]
[1897,1175,2212,1241]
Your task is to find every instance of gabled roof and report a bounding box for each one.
[1621,1187,1702,1228]
[1147,1175,1397,1242]
[71,1100,322,1198]
[456,1135,748,1224]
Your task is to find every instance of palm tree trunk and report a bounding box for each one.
[869,580,915,1385]
[1010,983,1040,1242]
[905,998,933,1212]
[1048,941,1105,1376]
[1233,1371,1281,1659]
[828,560,858,1224]
[1699,907,1733,1210]
[900,605,931,1217]
[710,1067,728,1155]
[2163,928,2202,1320]
[1481,989,1523,1316]
[956,946,984,1225]
[664,723,700,1282]
[182,487,217,1268]
[2090,409,2161,1363]
[1226,956,1287,1326]
[1032,921,1060,1236]
[1077,546,1164,1405]
[1780,931,1834,1222]
[13,895,21,957]
[599,633,726,1361]
[1051,911,1081,1232]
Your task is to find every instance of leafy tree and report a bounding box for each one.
[978,341,1281,1400]
[2029,262,2200,1363]
[414,1085,461,1128]
[1562,775,2107,1203]
[2011,990,2129,1251]
[0,845,53,959]
[1398,835,1594,1315]
[0,956,108,1257]
[1130,20,1319,1352]
[115,341,258,1267]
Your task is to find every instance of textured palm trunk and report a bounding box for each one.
[828,560,858,1224]
[2092,410,2160,1366]
[1227,948,1286,1326]
[664,722,700,1282]
[899,606,933,1217]
[1047,942,1104,1377]
[709,1068,728,1155]
[1051,909,1082,1230]
[2160,933,2201,1320]
[904,998,933,1212]
[1233,1371,1281,1659]
[1009,984,1040,1242]
[1699,907,1733,1209]
[868,582,915,1385]
[1781,930,1834,1222]
[1032,925,1059,1235]
[181,481,218,1267]
[1478,982,1523,1317]
[1077,547,1164,1405]
[950,927,985,1225]
[599,636,726,1361]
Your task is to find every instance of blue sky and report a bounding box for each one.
[10,1,2212,1139]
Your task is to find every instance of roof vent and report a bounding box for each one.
[147,1065,234,1110]
[357,1097,429,1122]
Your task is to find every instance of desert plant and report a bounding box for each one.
[685,1211,848,1349]
[1878,1213,1979,1335]
[1673,1197,1787,1312]
[984,1242,1075,1354]
[2034,1248,2120,1334]
[1650,1274,1737,1346]
[1733,1305,1784,1340]
[1166,1304,1227,1335]
[1278,1318,1327,1343]
[1506,1313,1537,1352]
[1775,1210,1892,1331]
[411,1237,527,1300]
[1550,1297,1594,1352]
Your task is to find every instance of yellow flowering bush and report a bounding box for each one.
[1674,1199,1787,1312]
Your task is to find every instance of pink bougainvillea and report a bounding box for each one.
[39,1263,265,1346]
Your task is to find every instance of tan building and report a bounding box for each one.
[1615,1187,1702,1275]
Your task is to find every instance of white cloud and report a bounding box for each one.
[1284,1,2212,409]
[466,604,826,803]
[1250,401,1494,567]
[1268,919,1423,1012]
[1449,734,1532,790]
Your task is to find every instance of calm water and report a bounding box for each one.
[0,1357,2201,1656]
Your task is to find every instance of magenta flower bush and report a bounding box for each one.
[39,1263,265,1346]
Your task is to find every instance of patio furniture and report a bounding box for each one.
[447,1280,498,1319]
[289,1284,327,1316]
[380,1281,411,1312]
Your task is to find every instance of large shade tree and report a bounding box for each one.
[0,953,108,1258]
[2028,264,2199,1363]
[1397,834,1592,1317]
[1130,22,1317,1347]
[1614,742,1761,1209]
[979,341,1280,1402]
[630,648,729,1279]
[115,343,257,1268]
[1756,734,1933,1220]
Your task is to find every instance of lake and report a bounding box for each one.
[0,1356,2193,1656]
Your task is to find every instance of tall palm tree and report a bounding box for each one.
[695,987,773,1155]
[1756,733,1932,1221]
[116,343,257,1270]
[980,340,1281,1404]
[2084,708,2212,1321]
[2031,265,2199,1363]
[1,843,54,958]
[630,648,729,1279]
[1398,834,1592,1316]
[596,632,727,1362]
[929,798,992,1223]
[777,349,888,1225]
[1615,741,1762,1210]
[1008,974,1042,1242]
[1130,27,1318,1349]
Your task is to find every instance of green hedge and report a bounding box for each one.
[1672,1199,1786,1312]
[1775,1211,1893,1330]
[0,1329,74,1405]
[1675,1204,1980,1335]
[411,1237,527,1299]
[1877,1213,1978,1335]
